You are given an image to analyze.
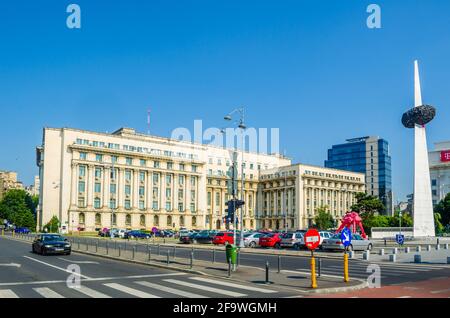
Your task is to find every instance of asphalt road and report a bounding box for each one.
[0,236,299,298]
[69,236,450,286]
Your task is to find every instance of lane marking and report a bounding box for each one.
[189,277,278,294]
[104,283,160,298]
[0,263,21,268]
[164,279,246,297]
[135,281,208,298]
[23,256,91,279]
[0,289,19,298]
[58,258,99,265]
[33,287,65,298]
[71,286,111,298]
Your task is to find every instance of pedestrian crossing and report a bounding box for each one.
[0,275,280,299]
[309,262,449,279]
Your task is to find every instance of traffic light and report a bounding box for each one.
[225,199,245,223]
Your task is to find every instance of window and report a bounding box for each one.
[192,165,197,173]
[178,202,184,212]
[207,192,211,206]
[179,175,185,185]
[215,192,220,206]
[110,199,116,209]
[125,185,131,196]
[178,189,184,200]
[111,156,118,164]
[432,190,437,196]
[152,201,159,210]
[432,179,437,186]
[166,188,172,199]
[78,181,86,193]
[140,159,146,167]
[79,213,85,224]
[166,202,172,211]
[112,213,117,225]
[139,201,145,210]
[96,154,103,162]
[167,216,172,227]
[80,152,87,160]
[94,198,101,209]
[78,198,85,208]
[94,183,101,193]
[154,215,159,226]
[166,174,172,186]
[192,216,197,226]
[153,173,160,185]
[125,170,132,181]
[126,157,132,165]
[140,215,146,226]
[139,186,145,196]
[190,203,196,212]
[110,168,117,180]
[191,190,196,201]
[79,166,86,177]
[180,216,185,227]
[153,188,159,199]
[179,164,185,171]
[139,171,145,182]
[191,176,196,186]
[126,214,132,226]
[154,161,160,168]
[167,162,173,170]
[95,167,102,178]
[95,213,101,225]
[110,184,116,194]
[125,200,131,210]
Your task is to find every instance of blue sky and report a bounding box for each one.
[0,0,449,201]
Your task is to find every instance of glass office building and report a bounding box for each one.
[325,136,393,215]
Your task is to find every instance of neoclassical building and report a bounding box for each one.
[36,127,290,232]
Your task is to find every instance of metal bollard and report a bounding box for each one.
[405,247,410,253]
[437,238,440,245]
[118,245,121,257]
[132,246,136,260]
[212,249,216,263]
[86,240,89,251]
[416,246,421,252]
[318,257,322,277]
[349,251,355,259]
[436,244,440,251]
[106,242,109,255]
[389,254,396,262]
[148,247,151,262]
[384,239,387,246]
[278,255,281,273]
[447,257,450,265]
[190,251,194,269]
[427,245,431,251]
[363,251,370,261]
[158,244,161,256]
[164,238,166,244]
[237,249,240,268]
[414,255,421,263]
[379,249,385,256]
[228,258,231,277]
[173,246,176,259]
[96,240,99,253]
[78,239,80,250]
[265,261,270,284]
[166,250,170,265]
[393,248,398,255]
[445,244,449,250]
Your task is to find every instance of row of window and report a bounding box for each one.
[78,213,197,227]
[79,197,197,212]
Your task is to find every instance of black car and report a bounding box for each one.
[32,234,71,256]
[195,230,217,244]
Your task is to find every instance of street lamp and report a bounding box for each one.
[224,107,246,248]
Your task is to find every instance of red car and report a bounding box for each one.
[259,233,282,248]
[212,232,234,245]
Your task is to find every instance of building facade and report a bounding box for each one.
[0,171,24,201]
[36,127,291,232]
[429,141,450,206]
[325,136,393,215]
[257,164,365,230]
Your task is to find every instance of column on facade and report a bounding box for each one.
[146,170,153,226]
[103,167,110,210]
[70,163,78,208]
[133,169,139,210]
[118,168,124,209]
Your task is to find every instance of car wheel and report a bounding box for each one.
[293,244,300,250]
[41,247,46,256]
[367,244,373,251]
[274,243,281,249]
[65,251,71,256]
[249,242,256,248]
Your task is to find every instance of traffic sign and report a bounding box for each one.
[304,229,321,251]
[396,234,405,245]
[340,227,352,248]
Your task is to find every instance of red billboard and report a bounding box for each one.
[441,150,450,162]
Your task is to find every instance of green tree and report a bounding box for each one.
[0,189,36,229]
[44,216,60,233]
[314,206,334,230]
[350,193,385,235]
[434,193,450,229]
[434,213,444,234]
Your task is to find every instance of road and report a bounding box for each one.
[0,236,298,298]
[69,236,450,287]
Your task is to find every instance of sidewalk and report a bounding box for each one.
[66,238,366,294]
[362,247,450,265]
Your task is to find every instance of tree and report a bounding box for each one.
[44,216,60,233]
[0,189,36,229]
[434,193,450,229]
[314,206,334,230]
[434,213,444,234]
[350,193,385,235]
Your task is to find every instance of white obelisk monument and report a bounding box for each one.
[412,60,435,237]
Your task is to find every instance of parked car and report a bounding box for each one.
[322,233,373,252]
[259,233,283,248]
[124,230,151,239]
[179,230,196,244]
[15,227,31,234]
[280,232,305,250]
[32,234,71,256]
[212,232,235,245]
[243,232,266,248]
[195,230,218,244]
[318,231,334,247]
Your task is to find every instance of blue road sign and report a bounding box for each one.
[396,234,405,245]
[340,228,352,247]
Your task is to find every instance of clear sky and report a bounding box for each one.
[0,0,449,202]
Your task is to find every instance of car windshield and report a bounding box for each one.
[330,234,340,239]
[42,235,64,242]
[283,233,293,239]
[215,233,224,237]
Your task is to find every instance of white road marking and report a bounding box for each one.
[189,277,278,294]
[104,283,160,298]
[23,256,91,279]
[71,286,111,298]
[135,281,207,298]
[0,263,21,268]
[0,289,19,298]
[58,258,99,265]
[164,279,246,297]
[33,287,65,298]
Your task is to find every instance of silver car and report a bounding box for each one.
[322,233,373,252]
[243,232,265,248]
[280,232,305,250]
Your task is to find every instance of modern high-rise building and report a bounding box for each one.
[429,141,450,206]
[324,136,393,215]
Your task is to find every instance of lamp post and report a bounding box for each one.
[224,107,246,248]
